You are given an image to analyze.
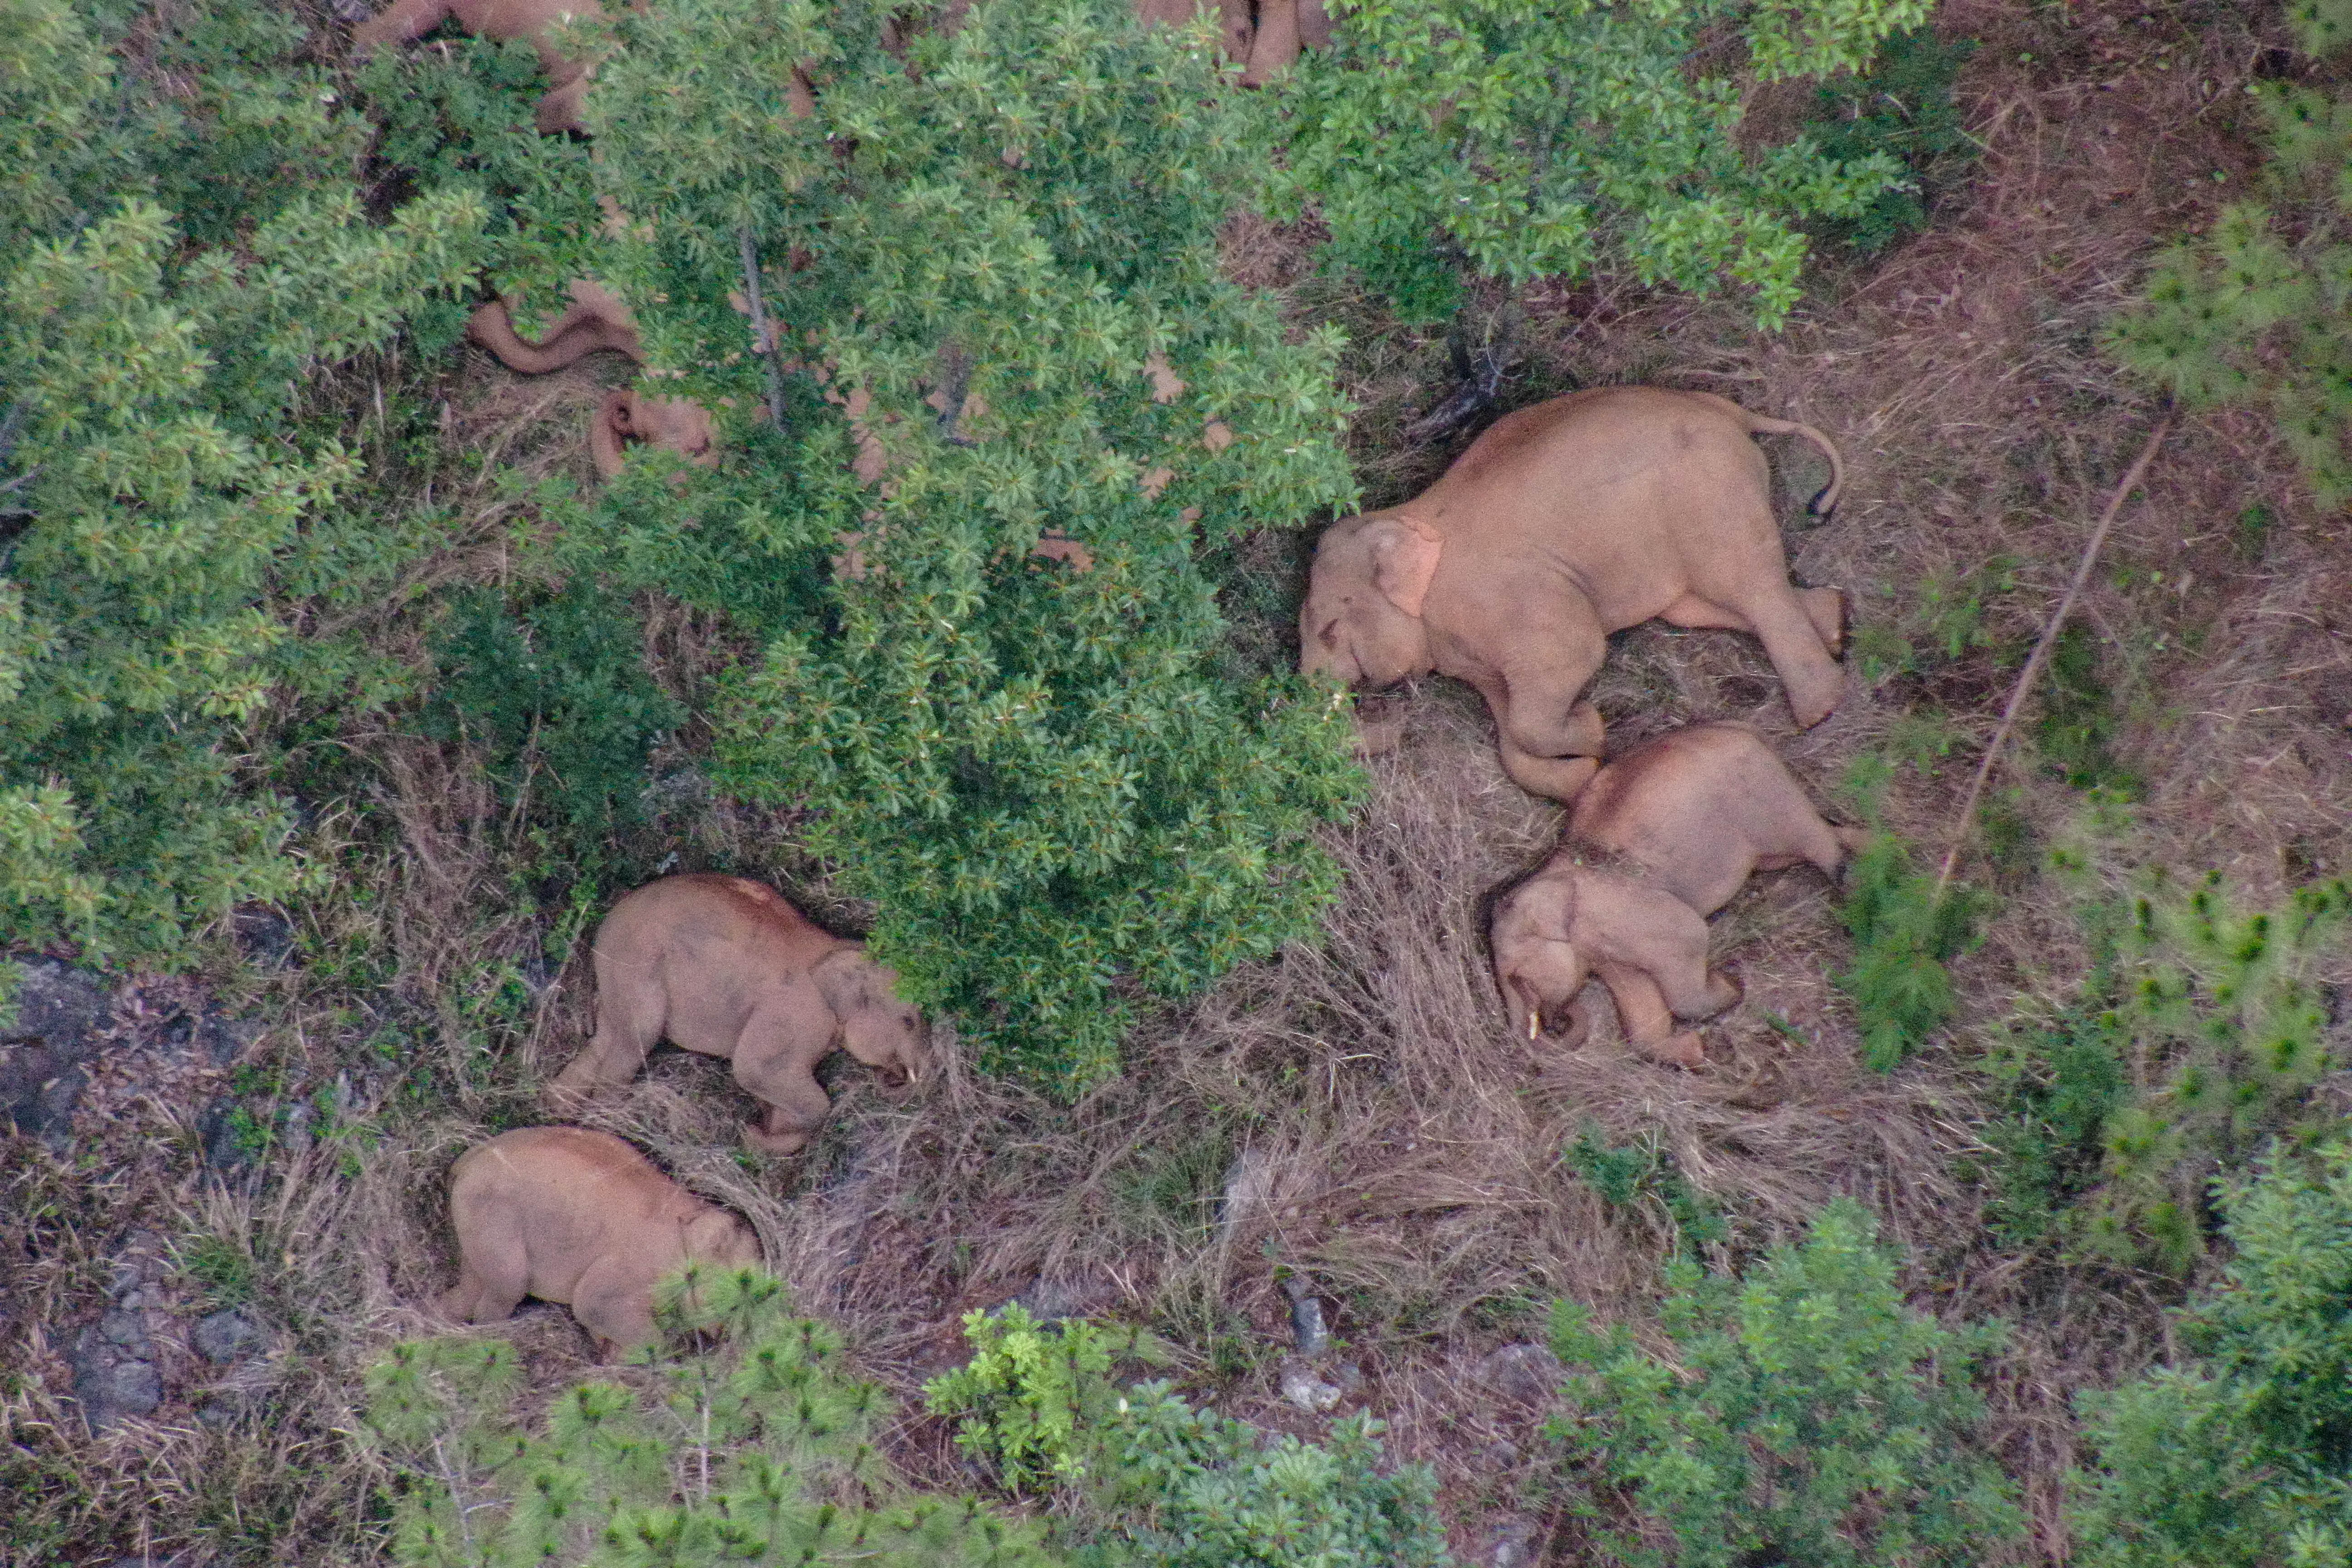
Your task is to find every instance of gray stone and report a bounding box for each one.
[1475,1343,1564,1409]
[1010,1275,1091,1324]
[73,1334,162,1433]
[1284,1283,1330,1358]
[1278,1359,1341,1413]
[99,1309,149,1350]
[199,1096,256,1172]
[167,1008,264,1068]
[192,1308,262,1366]
[4,958,110,1054]
[2,1051,84,1146]
[1489,1517,1542,1568]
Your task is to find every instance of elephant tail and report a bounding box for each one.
[1741,411,1846,518]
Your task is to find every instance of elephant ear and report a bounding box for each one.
[1368,515,1444,618]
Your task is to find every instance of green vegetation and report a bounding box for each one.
[2104,8,2352,503]
[0,0,484,960]
[1805,25,1981,255]
[366,1268,1063,1567]
[1268,0,1932,324]
[1837,832,1988,1072]
[1548,1200,2024,1568]
[1982,872,2351,1272]
[924,1305,1127,1494]
[1565,1119,1728,1258]
[2071,1137,2352,1566]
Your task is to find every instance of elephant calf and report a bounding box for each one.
[437,1126,759,1358]
[1489,722,1867,1066]
[545,874,923,1155]
[353,0,613,135]
[1300,386,1851,804]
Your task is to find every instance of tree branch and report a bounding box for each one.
[737,225,789,436]
[1934,406,2174,898]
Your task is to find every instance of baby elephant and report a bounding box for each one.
[437,1126,759,1358]
[545,874,923,1155]
[1490,722,1867,1067]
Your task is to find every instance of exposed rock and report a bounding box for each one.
[1010,1275,1093,1324]
[1,958,111,1146]
[99,1308,150,1351]
[163,1006,265,1068]
[72,1327,161,1433]
[1279,1358,1341,1412]
[1282,1275,1331,1358]
[1475,1342,1564,1411]
[1215,1147,1273,1239]
[192,1308,262,1365]
[198,1096,258,1173]
[1489,1516,1543,1568]
[1,1048,84,1147]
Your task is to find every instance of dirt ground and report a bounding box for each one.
[7,0,2352,1562]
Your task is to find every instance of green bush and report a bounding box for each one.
[365,1268,1063,1567]
[924,1305,1129,1494]
[1837,833,1989,1072]
[1805,26,1980,255]
[424,582,685,837]
[2071,1137,2352,1566]
[1564,1119,1728,1259]
[431,0,1369,1094]
[0,0,485,961]
[1265,0,1931,324]
[2104,10,2352,503]
[1548,1200,2024,1568]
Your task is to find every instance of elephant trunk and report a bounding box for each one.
[590,392,632,479]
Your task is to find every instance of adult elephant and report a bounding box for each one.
[1298,387,1850,803]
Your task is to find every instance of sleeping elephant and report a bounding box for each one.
[1489,721,1868,1065]
[1299,387,1851,804]
[591,389,718,478]
[353,0,616,135]
[437,1126,760,1358]
[544,874,923,1155]
[1134,0,1332,84]
[465,281,722,477]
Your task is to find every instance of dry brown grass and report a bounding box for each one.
[14,1,2352,1562]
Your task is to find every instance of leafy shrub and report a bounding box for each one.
[1548,1200,2024,1568]
[424,582,685,836]
[2071,1137,2352,1566]
[0,0,485,961]
[1266,0,1931,324]
[1837,833,1989,1072]
[924,1305,1127,1494]
[2034,623,2137,796]
[1095,1387,1453,1568]
[1805,26,1981,255]
[436,0,1370,1094]
[1565,1119,1727,1258]
[2104,11,2352,504]
[365,1267,1062,1567]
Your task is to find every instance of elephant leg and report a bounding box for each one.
[1800,586,1848,657]
[1490,640,1607,801]
[729,1009,836,1157]
[1744,591,1846,730]
[545,955,666,1111]
[1657,592,1754,633]
[437,1220,528,1326]
[1498,731,1601,804]
[1594,963,1704,1068]
[570,1257,656,1362]
[533,74,591,137]
[351,0,456,53]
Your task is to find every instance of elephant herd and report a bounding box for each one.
[372,0,1866,1357]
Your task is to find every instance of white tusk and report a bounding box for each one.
[1529,1009,1541,1040]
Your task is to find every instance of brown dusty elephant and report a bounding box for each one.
[464,281,720,478]
[1488,721,1868,1066]
[1299,387,1851,804]
[436,1126,760,1357]
[1135,0,1331,84]
[353,0,616,134]
[544,874,923,1155]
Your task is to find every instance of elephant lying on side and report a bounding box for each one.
[1135,0,1332,85]
[353,0,615,134]
[545,874,923,1155]
[1300,387,1851,804]
[437,1126,759,1358]
[1489,721,1867,1066]
[465,280,721,478]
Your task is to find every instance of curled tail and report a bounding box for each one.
[1742,410,1846,519]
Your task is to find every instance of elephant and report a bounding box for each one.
[1298,386,1852,804]
[1134,0,1332,85]
[353,0,616,135]
[1488,721,1868,1066]
[591,388,718,479]
[544,874,923,1155]
[436,1126,760,1358]
[464,281,721,478]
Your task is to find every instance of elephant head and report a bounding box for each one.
[812,946,924,1081]
[1298,512,1443,689]
[592,389,719,479]
[681,1207,762,1270]
[1489,873,1594,1047]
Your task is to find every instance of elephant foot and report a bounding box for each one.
[1800,585,1849,658]
[741,1120,812,1156]
[1639,1030,1707,1069]
[1696,970,1743,1019]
